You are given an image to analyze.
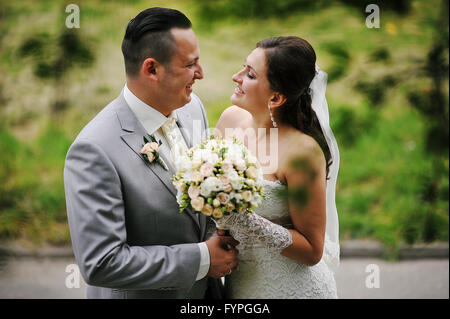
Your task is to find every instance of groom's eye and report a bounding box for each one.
[186,60,197,68]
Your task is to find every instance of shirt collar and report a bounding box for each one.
[123,83,176,135]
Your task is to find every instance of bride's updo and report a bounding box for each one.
[257,36,332,178]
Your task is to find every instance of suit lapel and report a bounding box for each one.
[115,94,201,231]
[175,108,193,149]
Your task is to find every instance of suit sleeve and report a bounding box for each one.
[64,137,201,290]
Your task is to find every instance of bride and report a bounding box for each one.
[214,36,340,298]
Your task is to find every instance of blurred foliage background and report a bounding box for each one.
[0,0,448,257]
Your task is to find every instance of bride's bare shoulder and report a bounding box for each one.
[216,106,251,130]
[221,105,251,122]
[280,129,326,174]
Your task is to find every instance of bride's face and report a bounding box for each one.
[231,48,273,112]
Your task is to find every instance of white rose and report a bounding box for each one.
[217,192,231,205]
[245,166,258,180]
[223,183,233,193]
[191,171,204,183]
[191,196,205,212]
[180,170,192,181]
[146,152,155,163]
[200,177,221,197]
[245,178,255,188]
[234,158,247,172]
[193,149,209,162]
[218,175,230,185]
[200,162,214,177]
[222,160,234,173]
[188,185,200,199]
[140,143,155,156]
[175,154,193,173]
[212,208,223,219]
[201,204,213,216]
[201,149,214,162]
[149,142,160,152]
[227,144,243,160]
[242,190,252,202]
[192,158,202,169]
[228,171,244,190]
[207,153,219,166]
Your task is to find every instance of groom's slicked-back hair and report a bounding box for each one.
[121,7,192,76]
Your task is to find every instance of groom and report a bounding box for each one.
[64,7,238,299]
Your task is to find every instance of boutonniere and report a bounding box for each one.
[140,134,169,171]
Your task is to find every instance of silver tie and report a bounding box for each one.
[161,113,188,169]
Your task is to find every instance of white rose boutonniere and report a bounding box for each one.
[140,134,169,171]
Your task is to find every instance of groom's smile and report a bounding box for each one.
[159,28,203,108]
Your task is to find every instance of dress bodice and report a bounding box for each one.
[225,179,338,299]
[254,179,291,224]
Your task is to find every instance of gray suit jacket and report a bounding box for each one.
[64,91,214,299]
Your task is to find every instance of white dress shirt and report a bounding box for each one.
[123,84,210,281]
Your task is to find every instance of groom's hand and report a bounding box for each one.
[205,236,239,279]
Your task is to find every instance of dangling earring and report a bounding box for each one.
[268,104,277,128]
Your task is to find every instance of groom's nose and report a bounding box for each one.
[195,63,204,80]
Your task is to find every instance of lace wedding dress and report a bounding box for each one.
[220,179,338,299]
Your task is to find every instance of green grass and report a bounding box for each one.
[0,0,447,254]
[334,103,449,254]
[0,123,72,245]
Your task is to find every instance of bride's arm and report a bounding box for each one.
[216,210,293,252]
[279,136,327,266]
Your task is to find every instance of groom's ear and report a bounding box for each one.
[142,58,159,81]
[269,92,286,109]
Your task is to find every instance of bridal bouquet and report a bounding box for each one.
[171,137,265,222]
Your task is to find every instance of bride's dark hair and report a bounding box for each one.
[257,36,332,178]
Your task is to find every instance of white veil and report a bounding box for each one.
[309,64,340,272]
